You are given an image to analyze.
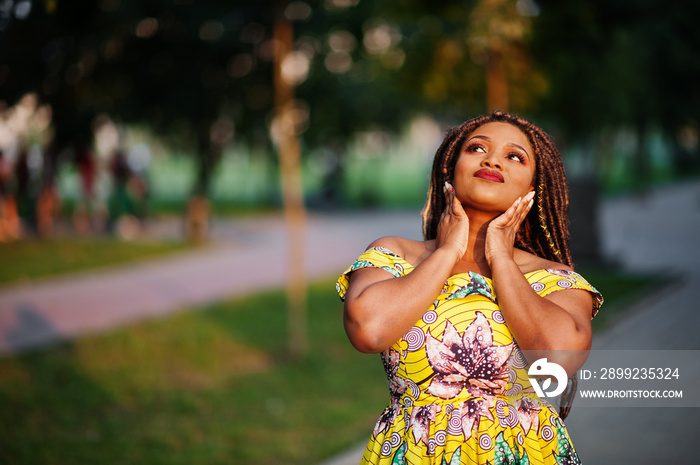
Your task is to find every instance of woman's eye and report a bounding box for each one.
[507,153,524,163]
[466,144,486,153]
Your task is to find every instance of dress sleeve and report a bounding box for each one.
[335,247,412,301]
[527,269,604,318]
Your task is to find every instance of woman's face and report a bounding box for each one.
[452,121,536,214]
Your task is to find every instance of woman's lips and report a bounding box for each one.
[473,168,504,183]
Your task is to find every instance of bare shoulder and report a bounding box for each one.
[514,248,573,274]
[367,236,429,267]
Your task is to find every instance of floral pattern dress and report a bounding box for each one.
[336,247,603,465]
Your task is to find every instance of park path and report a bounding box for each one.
[563,179,700,464]
[0,210,423,354]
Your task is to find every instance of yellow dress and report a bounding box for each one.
[337,247,603,465]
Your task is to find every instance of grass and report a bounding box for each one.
[0,238,191,286]
[0,280,385,465]
[575,265,662,332]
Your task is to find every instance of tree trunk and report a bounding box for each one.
[273,13,308,360]
[486,48,509,113]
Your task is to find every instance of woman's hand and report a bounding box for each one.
[435,181,469,260]
[485,190,535,266]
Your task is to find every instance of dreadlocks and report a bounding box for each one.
[421,111,577,418]
[422,110,573,268]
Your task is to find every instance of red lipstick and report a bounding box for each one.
[473,168,504,183]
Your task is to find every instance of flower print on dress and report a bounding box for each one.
[545,268,576,278]
[545,268,582,287]
[410,405,441,447]
[381,349,408,408]
[371,349,407,437]
[515,396,541,435]
[552,419,581,465]
[446,272,496,303]
[452,398,494,441]
[371,246,399,257]
[372,406,398,438]
[349,258,402,278]
[493,431,529,465]
[424,312,514,399]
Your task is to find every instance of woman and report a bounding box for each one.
[336,111,603,464]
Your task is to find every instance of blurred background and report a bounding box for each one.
[0,0,699,464]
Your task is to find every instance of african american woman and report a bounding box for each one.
[336,111,603,464]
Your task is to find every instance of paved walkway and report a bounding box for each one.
[1,179,699,464]
[0,210,423,354]
[564,180,700,464]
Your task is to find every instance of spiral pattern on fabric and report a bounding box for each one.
[381,440,392,456]
[435,430,447,446]
[541,425,554,442]
[508,367,517,383]
[492,310,505,324]
[557,279,572,288]
[479,433,493,450]
[447,410,463,435]
[506,409,519,427]
[391,432,402,447]
[511,349,528,369]
[505,383,523,396]
[408,380,421,399]
[404,327,426,351]
[495,399,507,418]
[531,282,545,292]
[422,310,438,324]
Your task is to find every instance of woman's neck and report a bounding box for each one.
[454,209,498,277]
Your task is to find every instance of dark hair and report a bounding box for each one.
[422,110,572,268]
[422,111,578,418]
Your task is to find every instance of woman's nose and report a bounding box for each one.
[481,152,502,169]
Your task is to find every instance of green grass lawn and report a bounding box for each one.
[0,238,190,286]
[0,251,663,464]
[576,265,661,332]
[0,280,385,465]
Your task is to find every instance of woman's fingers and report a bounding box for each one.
[493,196,520,227]
[494,191,534,229]
[516,191,535,225]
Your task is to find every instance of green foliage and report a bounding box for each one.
[532,0,700,138]
[0,238,190,285]
[3,0,699,204]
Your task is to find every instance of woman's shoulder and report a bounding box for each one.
[366,236,431,267]
[514,248,573,274]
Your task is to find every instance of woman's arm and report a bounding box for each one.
[344,183,468,353]
[486,192,593,376]
[343,243,459,353]
[490,256,593,376]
